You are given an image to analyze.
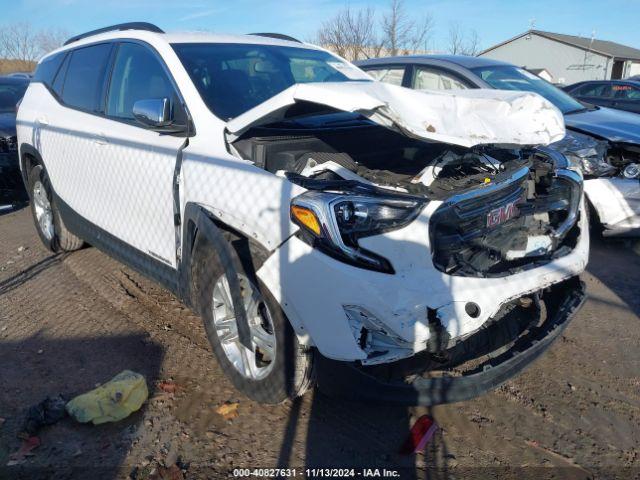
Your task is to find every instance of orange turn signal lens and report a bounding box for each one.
[291,205,321,236]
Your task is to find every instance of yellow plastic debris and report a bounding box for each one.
[215,402,239,420]
[66,370,148,425]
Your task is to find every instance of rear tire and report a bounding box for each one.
[192,230,315,404]
[28,165,84,252]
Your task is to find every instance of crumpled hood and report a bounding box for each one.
[0,112,17,138]
[226,82,566,148]
[565,106,640,145]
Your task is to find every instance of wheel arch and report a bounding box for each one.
[180,202,269,350]
[19,143,45,189]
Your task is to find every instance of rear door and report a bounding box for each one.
[38,43,114,215]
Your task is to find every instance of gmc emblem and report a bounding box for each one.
[487,201,519,228]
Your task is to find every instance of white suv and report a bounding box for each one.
[17,23,589,405]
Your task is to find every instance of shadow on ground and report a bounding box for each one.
[587,234,640,316]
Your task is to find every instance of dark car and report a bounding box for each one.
[355,55,640,236]
[563,80,640,114]
[0,76,29,208]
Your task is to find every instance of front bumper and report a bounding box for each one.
[315,277,586,406]
[257,201,589,362]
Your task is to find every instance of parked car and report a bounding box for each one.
[356,55,640,237]
[563,80,640,114]
[17,24,588,405]
[7,72,33,80]
[0,75,29,207]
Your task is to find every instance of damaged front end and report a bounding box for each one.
[552,130,640,236]
[317,277,586,406]
[241,82,587,403]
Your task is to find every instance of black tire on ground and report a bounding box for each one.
[192,230,315,404]
[28,164,84,252]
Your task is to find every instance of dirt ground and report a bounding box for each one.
[0,206,639,480]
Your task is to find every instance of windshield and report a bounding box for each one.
[471,65,585,114]
[172,43,369,120]
[0,81,28,113]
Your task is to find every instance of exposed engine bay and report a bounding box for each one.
[233,115,582,276]
[233,118,532,198]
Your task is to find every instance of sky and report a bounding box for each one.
[1,0,639,53]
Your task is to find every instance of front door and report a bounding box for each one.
[90,41,187,267]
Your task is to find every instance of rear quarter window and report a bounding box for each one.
[33,52,66,88]
[61,43,112,112]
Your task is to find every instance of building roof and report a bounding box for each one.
[481,30,640,61]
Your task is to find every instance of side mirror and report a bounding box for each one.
[133,98,173,129]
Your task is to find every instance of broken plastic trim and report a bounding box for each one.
[315,277,587,406]
[344,305,414,365]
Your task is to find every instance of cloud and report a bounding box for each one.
[179,8,218,22]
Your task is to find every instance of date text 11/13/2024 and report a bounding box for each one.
[232,468,401,477]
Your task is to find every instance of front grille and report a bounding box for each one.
[430,165,581,277]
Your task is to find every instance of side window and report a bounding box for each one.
[413,67,469,90]
[575,83,612,97]
[33,52,65,88]
[613,84,640,99]
[106,43,175,120]
[365,67,405,86]
[51,54,70,97]
[62,44,112,112]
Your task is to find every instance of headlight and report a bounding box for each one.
[290,190,426,273]
[623,163,640,179]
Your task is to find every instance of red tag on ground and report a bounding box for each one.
[399,415,438,455]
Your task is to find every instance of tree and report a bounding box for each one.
[463,29,481,56]
[36,28,70,56]
[0,23,40,65]
[0,22,69,71]
[381,0,433,55]
[447,23,481,56]
[313,6,380,61]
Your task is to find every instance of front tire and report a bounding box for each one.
[28,165,83,252]
[192,231,315,404]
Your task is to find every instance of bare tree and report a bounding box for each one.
[381,0,433,55]
[0,23,41,64]
[462,29,481,56]
[447,23,464,55]
[447,23,481,56]
[36,27,70,55]
[313,7,380,61]
[0,23,70,72]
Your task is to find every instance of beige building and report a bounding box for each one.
[480,30,640,85]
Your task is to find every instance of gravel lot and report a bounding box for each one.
[0,206,639,480]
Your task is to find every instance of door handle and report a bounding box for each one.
[93,134,108,145]
[35,116,49,126]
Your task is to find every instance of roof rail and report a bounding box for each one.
[249,33,302,43]
[64,22,164,46]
